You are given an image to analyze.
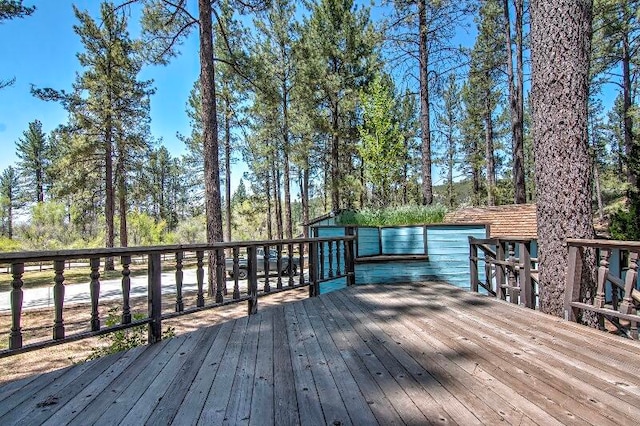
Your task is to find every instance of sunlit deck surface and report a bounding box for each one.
[2,282,640,425]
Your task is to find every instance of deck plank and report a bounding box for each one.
[249,309,275,426]
[2,281,640,426]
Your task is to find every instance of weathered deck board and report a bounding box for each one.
[2,281,640,425]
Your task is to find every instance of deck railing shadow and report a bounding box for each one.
[564,238,640,339]
[0,235,355,357]
[468,237,538,308]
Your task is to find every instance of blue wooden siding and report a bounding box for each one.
[311,224,488,294]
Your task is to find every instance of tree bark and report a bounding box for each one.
[117,140,128,247]
[104,124,115,271]
[265,169,273,240]
[504,0,527,203]
[419,0,433,205]
[282,77,293,240]
[531,0,595,317]
[484,92,496,206]
[199,0,224,299]
[224,97,232,244]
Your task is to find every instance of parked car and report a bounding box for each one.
[226,247,299,280]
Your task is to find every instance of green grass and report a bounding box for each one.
[337,205,447,227]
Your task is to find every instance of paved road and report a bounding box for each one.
[0,269,253,312]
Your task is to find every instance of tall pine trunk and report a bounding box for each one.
[419,0,433,205]
[224,97,232,244]
[484,93,496,206]
[531,0,595,317]
[104,125,115,271]
[199,0,224,300]
[282,79,293,240]
[265,170,273,240]
[504,0,527,203]
[117,141,128,247]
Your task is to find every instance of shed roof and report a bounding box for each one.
[444,204,537,239]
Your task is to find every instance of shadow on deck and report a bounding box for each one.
[2,281,640,425]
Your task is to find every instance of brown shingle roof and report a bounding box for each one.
[445,204,537,239]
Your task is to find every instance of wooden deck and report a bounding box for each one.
[2,281,640,425]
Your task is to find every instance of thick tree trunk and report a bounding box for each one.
[282,81,293,240]
[622,27,635,187]
[117,143,127,247]
[104,126,115,271]
[199,0,224,299]
[302,166,309,239]
[419,0,433,205]
[274,164,283,240]
[531,0,595,317]
[265,170,273,240]
[504,0,527,203]
[331,101,340,212]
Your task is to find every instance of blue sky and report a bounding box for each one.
[0,0,201,177]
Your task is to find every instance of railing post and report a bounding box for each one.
[175,251,184,312]
[507,242,519,304]
[232,247,240,299]
[9,262,24,350]
[345,228,356,286]
[564,244,583,322]
[215,248,225,303]
[495,241,506,300]
[53,260,65,340]
[309,240,319,297]
[196,251,205,307]
[248,246,258,315]
[469,237,478,293]
[519,242,533,309]
[89,258,101,331]
[148,253,162,344]
[594,248,610,309]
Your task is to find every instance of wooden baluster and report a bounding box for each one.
[298,242,305,286]
[121,256,132,324]
[53,260,66,340]
[277,243,283,289]
[90,258,101,331]
[345,228,356,286]
[248,246,258,315]
[263,244,270,292]
[336,239,342,276]
[495,242,506,300]
[9,263,24,349]
[196,250,205,307]
[309,241,319,297]
[288,243,295,287]
[319,241,325,280]
[620,251,638,315]
[233,247,240,299]
[215,248,225,303]
[564,245,583,322]
[328,240,334,278]
[175,251,184,312]
[519,242,533,309]
[594,248,610,308]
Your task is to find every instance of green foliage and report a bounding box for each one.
[15,119,49,203]
[609,200,640,240]
[337,205,447,226]
[0,236,20,252]
[86,307,175,361]
[127,210,168,246]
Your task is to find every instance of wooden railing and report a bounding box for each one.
[469,237,538,309]
[0,235,355,357]
[564,239,640,339]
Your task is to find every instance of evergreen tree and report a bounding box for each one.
[436,74,462,208]
[0,167,20,239]
[0,1,35,89]
[15,119,49,203]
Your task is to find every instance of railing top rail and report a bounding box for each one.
[566,238,640,251]
[469,237,499,245]
[0,235,356,263]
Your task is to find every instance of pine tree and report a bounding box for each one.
[15,119,49,203]
[436,74,462,208]
[0,1,35,89]
[0,167,20,238]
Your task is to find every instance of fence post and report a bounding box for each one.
[469,237,478,293]
[53,260,65,340]
[495,241,506,300]
[519,242,533,308]
[248,246,258,315]
[564,244,583,322]
[309,240,319,297]
[148,253,162,344]
[345,228,356,286]
[9,262,24,350]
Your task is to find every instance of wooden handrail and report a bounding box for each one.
[1,235,356,358]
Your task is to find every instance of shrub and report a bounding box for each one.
[337,205,447,226]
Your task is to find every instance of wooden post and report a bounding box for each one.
[495,241,506,300]
[232,247,240,299]
[309,240,319,297]
[298,242,305,286]
[276,243,283,289]
[196,250,205,307]
[620,251,638,315]
[215,248,225,303]
[519,242,533,309]
[507,242,519,304]
[346,228,356,286]
[248,246,258,315]
[564,245,583,322]
[377,226,383,256]
[148,253,162,344]
[121,256,132,324]
[288,243,295,287]
[9,262,24,350]
[89,258,101,332]
[469,237,478,293]
[328,240,334,278]
[263,244,270,293]
[53,260,65,340]
[175,251,184,312]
